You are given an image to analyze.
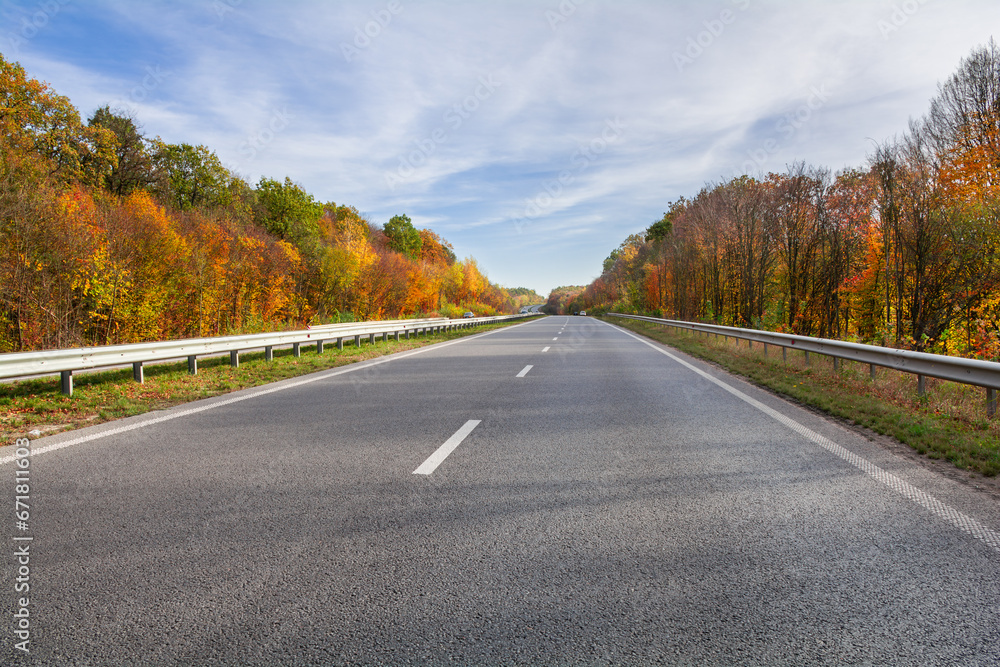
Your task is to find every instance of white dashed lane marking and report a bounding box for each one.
[413,420,481,475]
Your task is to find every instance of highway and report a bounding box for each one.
[2,316,999,665]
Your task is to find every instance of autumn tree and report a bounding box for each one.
[88,106,163,197]
[642,200,683,314]
[817,168,874,338]
[0,54,116,187]
[927,38,1000,202]
[418,228,456,265]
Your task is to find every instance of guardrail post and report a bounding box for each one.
[188,355,198,375]
[782,346,787,362]
[406,330,411,339]
[917,374,926,397]
[763,343,768,357]
[870,363,876,381]
[337,337,344,350]
[394,331,400,342]
[833,357,839,372]
[381,332,387,343]
[988,388,997,418]
[60,370,73,396]
[748,339,752,350]
[317,340,325,354]
[265,346,273,361]
[804,351,810,366]
[354,334,361,347]
[132,362,144,384]
[230,350,239,367]
[293,343,301,357]
[368,333,375,345]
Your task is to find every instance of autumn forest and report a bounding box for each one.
[565,41,1000,360]
[4,41,1000,361]
[0,55,541,354]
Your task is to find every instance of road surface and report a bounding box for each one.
[2,316,998,665]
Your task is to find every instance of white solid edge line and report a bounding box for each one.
[0,320,539,466]
[413,420,481,475]
[600,319,1000,554]
[516,365,533,378]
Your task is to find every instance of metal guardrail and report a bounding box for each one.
[0,314,531,395]
[608,313,1000,417]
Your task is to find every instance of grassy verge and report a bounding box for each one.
[1,320,534,447]
[605,316,1000,477]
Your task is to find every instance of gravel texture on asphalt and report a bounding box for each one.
[1,316,998,665]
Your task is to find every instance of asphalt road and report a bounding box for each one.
[2,316,999,665]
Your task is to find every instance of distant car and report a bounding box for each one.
[579,311,586,316]
[462,312,474,318]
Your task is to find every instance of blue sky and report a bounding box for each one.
[3,0,999,296]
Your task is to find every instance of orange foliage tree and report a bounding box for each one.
[0,57,523,352]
